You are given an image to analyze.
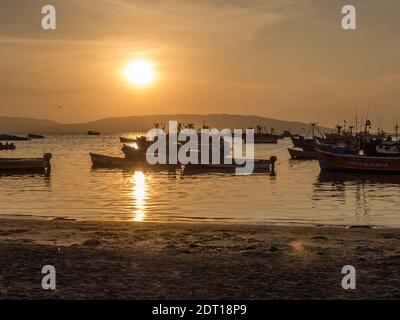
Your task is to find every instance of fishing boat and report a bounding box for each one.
[90,153,137,168]
[90,152,179,171]
[289,122,328,150]
[87,130,100,136]
[250,126,278,144]
[28,134,45,139]
[121,145,148,160]
[119,136,136,143]
[0,134,30,141]
[182,157,277,175]
[0,153,52,173]
[290,135,316,151]
[135,135,156,150]
[288,141,357,160]
[288,147,315,160]
[315,148,400,173]
[362,139,400,157]
[0,142,16,150]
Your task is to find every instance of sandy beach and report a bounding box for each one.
[0,218,400,299]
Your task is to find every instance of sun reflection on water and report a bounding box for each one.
[131,171,147,221]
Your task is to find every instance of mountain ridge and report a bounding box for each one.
[0,114,331,134]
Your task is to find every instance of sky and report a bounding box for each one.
[0,0,399,128]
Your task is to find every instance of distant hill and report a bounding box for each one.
[0,114,331,134]
[0,117,60,133]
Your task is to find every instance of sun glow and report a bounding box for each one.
[124,60,156,87]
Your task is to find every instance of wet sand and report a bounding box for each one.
[0,218,399,299]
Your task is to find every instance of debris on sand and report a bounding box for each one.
[83,239,102,247]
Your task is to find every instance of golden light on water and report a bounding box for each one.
[124,59,156,87]
[131,171,147,221]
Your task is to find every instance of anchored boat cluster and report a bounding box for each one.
[288,121,400,173]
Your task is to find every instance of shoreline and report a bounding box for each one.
[1,217,400,299]
[0,214,392,229]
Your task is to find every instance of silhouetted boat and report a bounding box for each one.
[288,142,357,160]
[121,145,147,160]
[87,131,100,136]
[119,136,136,143]
[0,142,16,150]
[90,153,179,171]
[182,158,276,175]
[134,136,156,150]
[28,134,45,139]
[0,134,30,141]
[90,153,137,168]
[316,148,400,173]
[245,126,278,144]
[362,139,400,157]
[0,153,52,173]
[288,147,315,160]
[290,135,316,151]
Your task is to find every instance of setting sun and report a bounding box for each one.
[124,60,156,87]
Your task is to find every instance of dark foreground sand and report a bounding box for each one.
[0,218,400,299]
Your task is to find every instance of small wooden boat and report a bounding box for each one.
[182,157,276,175]
[90,153,137,168]
[119,136,136,143]
[0,134,30,141]
[87,131,100,136]
[0,153,52,173]
[90,153,179,172]
[121,145,147,161]
[28,134,45,139]
[288,147,315,160]
[0,143,16,151]
[316,148,400,173]
[314,138,357,155]
[134,136,155,150]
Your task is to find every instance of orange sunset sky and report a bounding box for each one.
[1,0,400,128]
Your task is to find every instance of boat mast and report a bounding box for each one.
[310,122,318,138]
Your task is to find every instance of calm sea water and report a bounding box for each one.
[1,134,400,227]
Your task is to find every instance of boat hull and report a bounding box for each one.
[290,136,315,150]
[90,153,179,171]
[316,149,400,173]
[119,136,136,143]
[182,159,274,174]
[0,154,51,173]
[288,147,315,160]
[90,153,137,168]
